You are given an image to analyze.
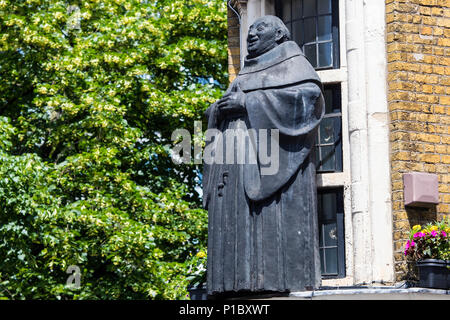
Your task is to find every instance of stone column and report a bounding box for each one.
[345,0,373,284]
[345,0,394,284]
[364,0,394,283]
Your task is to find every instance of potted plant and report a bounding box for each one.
[403,216,450,289]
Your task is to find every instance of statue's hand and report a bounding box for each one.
[216,84,246,120]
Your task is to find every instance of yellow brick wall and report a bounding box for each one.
[386,0,450,281]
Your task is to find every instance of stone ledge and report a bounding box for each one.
[207,286,450,300]
[284,287,449,300]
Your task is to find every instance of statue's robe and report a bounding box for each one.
[203,41,325,295]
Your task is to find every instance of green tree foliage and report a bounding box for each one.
[0,0,227,299]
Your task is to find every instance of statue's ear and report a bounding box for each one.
[275,29,284,43]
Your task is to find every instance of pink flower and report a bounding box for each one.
[430,230,438,237]
[404,247,410,256]
[404,240,415,256]
[441,231,447,237]
[413,232,425,238]
[405,240,416,251]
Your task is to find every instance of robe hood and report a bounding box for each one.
[238,40,323,93]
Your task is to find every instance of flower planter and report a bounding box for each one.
[416,259,449,290]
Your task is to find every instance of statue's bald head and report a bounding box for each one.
[247,15,291,58]
[255,15,291,42]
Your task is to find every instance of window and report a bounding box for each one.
[315,84,342,173]
[276,0,340,69]
[318,188,345,278]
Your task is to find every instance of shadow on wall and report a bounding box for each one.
[406,206,438,229]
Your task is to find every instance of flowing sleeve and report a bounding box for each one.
[243,82,325,202]
[245,82,323,136]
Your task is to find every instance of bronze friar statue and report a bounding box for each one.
[203,15,325,296]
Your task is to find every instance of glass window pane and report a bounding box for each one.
[292,0,303,19]
[324,84,342,114]
[304,17,316,43]
[320,249,325,274]
[286,21,292,38]
[317,188,345,278]
[318,0,332,14]
[318,42,333,68]
[316,85,341,173]
[282,0,292,21]
[320,192,336,221]
[324,248,338,274]
[323,88,333,114]
[320,145,336,171]
[304,44,317,67]
[318,15,332,41]
[324,222,338,246]
[303,0,316,17]
[292,20,304,46]
[319,225,324,247]
[319,117,335,144]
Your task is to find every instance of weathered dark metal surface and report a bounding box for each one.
[203,15,324,296]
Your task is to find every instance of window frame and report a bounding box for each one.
[315,83,343,173]
[275,0,340,70]
[318,188,346,279]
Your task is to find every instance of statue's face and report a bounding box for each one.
[247,18,279,58]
